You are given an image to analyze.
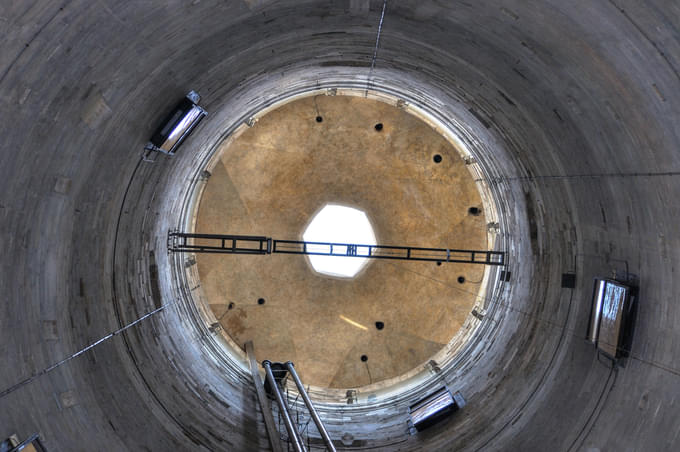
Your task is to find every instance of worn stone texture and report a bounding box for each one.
[0,1,678,451]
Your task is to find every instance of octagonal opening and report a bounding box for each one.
[303,204,377,278]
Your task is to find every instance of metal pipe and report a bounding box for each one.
[285,362,337,452]
[246,343,282,452]
[262,361,307,452]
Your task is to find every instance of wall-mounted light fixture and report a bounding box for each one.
[587,278,636,360]
[408,387,466,433]
[1,433,47,452]
[144,90,207,160]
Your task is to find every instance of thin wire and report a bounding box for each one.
[211,254,680,381]
[567,364,617,452]
[366,0,387,96]
[474,257,577,452]
[217,304,233,321]
[490,293,680,377]
[606,0,680,82]
[0,301,175,399]
[385,260,680,379]
[203,250,680,382]
[312,95,321,118]
[479,170,680,184]
[0,1,72,86]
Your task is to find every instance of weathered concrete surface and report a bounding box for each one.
[0,1,678,451]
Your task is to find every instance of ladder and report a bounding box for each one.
[246,342,336,452]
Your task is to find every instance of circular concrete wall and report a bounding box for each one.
[1,1,678,451]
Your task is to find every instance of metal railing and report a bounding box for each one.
[168,232,504,266]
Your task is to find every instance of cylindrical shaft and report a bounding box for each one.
[262,361,307,452]
[285,362,337,452]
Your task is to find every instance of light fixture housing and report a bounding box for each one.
[587,278,635,359]
[146,90,207,157]
[408,387,466,433]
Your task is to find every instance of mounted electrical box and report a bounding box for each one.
[144,90,207,159]
[408,387,466,433]
[587,278,635,360]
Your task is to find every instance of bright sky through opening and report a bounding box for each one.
[303,204,377,278]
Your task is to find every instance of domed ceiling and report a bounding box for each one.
[194,94,489,388]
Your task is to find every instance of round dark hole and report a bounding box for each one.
[228,302,234,310]
[375,321,385,330]
[468,206,481,216]
[257,298,266,305]
[374,123,383,131]
[457,276,466,284]
[436,261,442,266]
[433,154,443,163]
[316,116,323,123]
[360,355,368,362]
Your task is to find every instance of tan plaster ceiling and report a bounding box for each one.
[195,95,487,388]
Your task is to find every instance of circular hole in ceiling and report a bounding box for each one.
[469,206,481,216]
[360,355,368,362]
[433,154,443,163]
[457,276,466,284]
[257,298,266,305]
[374,123,383,131]
[375,321,385,330]
[316,115,323,123]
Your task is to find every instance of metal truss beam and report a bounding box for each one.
[168,232,505,266]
